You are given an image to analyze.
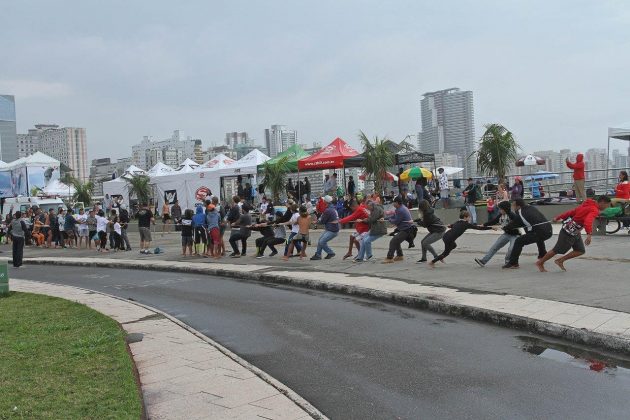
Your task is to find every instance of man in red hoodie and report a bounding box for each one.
[339,198,369,259]
[536,196,611,272]
[566,153,586,203]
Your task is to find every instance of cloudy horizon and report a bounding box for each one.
[2,0,629,161]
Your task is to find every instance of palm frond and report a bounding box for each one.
[125,175,152,205]
[261,156,290,202]
[470,124,521,183]
[359,131,394,194]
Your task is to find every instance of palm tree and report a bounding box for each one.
[125,175,152,205]
[72,180,94,206]
[261,156,289,202]
[359,131,395,195]
[470,124,521,184]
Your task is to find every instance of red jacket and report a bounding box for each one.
[566,153,585,181]
[556,199,599,234]
[339,204,370,234]
[616,181,630,200]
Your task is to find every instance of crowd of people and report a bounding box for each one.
[5,169,628,272]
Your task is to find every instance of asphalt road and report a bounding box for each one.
[14,266,630,419]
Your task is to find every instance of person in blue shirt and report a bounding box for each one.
[310,195,339,260]
[192,206,207,256]
[531,180,541,199]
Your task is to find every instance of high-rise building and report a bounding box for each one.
[0,95,18,162]
[264,125,297,157]
[612,149,629,170]
[585,148,609,180]
[418,88,475,177]
[26,124,89,181]
[89,157,133,195]
[17,128,41,158]
[132,131,202,169]
[225,132,251,149]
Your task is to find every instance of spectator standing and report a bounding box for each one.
[171,200,182,228]
[86,210,97,250]
[347,176,356,197]
[511,177,524,200]
[102,194,113,216]
[9,211,27,267]
[212,196,226,256]
[119,204,132,251]
[64,209,77,248]
[137,203,154,254]
[304,177,311,202]
[76,208,89,248]
[180,209,194,256]
[205,204,221,258]
[438,168,450,208]
[463,178,479,224]
[192,206,207,256]
[566,153,586,203]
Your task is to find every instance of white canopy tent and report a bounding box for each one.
[200,153,236,169]
[101,165,147,204]
[607,122,630,188]
[175,158,200,173]
[433,166,464,176]
[147,162,175,177]
[43,179,75,197]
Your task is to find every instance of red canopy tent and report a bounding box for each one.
[297,137,359,170]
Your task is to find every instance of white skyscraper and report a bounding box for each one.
[265,125,297,158]
[418,88,476,177]
[132,131,202,169]
[26,124,89,181]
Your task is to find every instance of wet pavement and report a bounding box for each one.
[14,265,630,419]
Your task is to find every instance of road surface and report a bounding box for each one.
[15,265,630,419]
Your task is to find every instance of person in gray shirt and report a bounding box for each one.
[228,203,252,257]
[9,211,27,267]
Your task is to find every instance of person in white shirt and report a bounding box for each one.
[95,210,110,252]
[438,168,450,209]
[76,208,89,249]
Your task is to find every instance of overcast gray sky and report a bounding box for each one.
[2,0,629,160]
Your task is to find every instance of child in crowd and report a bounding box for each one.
[192,206,207,256]
[283,206,311,261]
[111,217,123,251]
[31,217,45,246]
[205,204,221,258]
[181,209,194,257]
[429,210,492,268]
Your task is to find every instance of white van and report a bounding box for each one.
[1,196,65,219]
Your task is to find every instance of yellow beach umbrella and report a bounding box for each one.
[400,167,433,181]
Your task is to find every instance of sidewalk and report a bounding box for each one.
[10,279,323,420]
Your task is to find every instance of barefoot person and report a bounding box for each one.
[536,196,610,272]
[428,210,491,268]
[502,199,552,269]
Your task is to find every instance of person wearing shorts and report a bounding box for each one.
[536,196,610,272]
[205,203,222,258]
[137,203,154,254]
[180,209,194,256]
[162,202,171,233]
[438,168,450,209]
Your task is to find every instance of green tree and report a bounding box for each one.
[125,175,152,205]
[359,131,395,195]
[72,179,94,206]
[261,156,289,202]
[470,124,521,183]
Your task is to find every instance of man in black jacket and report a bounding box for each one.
[502,199,552,269]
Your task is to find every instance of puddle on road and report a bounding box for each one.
[517,336,630,378]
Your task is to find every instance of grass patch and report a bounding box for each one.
[0,292,142,419]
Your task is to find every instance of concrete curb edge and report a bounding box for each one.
[21,257,630,356]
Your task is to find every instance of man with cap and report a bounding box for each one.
[475,200,520,267]
[310,195,339,260]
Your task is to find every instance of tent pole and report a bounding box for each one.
[606,136,610,191]
[342,166,347,198]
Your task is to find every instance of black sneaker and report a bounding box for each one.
[475,258,485,267]
[408,243,415,249]
[324,253,336,259]
[502,263,519,269]
[241,253,246,257]
[269,250,278,257]
[229,252,240,258]
[416,258,427,263]
[310,255,322,260]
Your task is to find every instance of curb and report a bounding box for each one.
[20,257,630,355]
[15,277,327,420]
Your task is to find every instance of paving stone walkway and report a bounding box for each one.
[11,279,323,420]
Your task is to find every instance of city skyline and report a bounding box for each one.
[2,1,629,161]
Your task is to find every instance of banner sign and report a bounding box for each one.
[395,152,436,165]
